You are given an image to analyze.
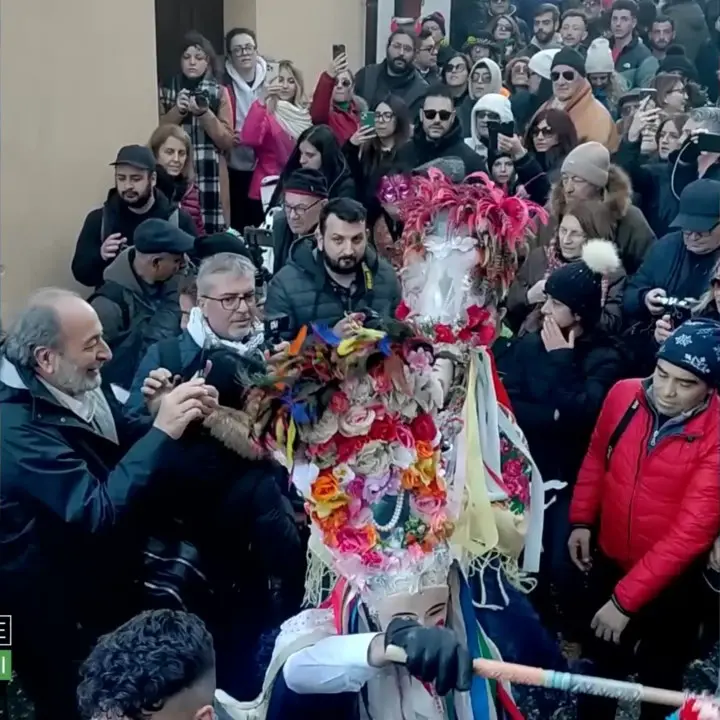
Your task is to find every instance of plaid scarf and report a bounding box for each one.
[160,76,226,234]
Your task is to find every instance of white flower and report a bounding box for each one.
[301,412,339,445]
[354,440,392,476]
[338,406,376,437]
[332,463,355,483]
[673,333,693,347]
[291,462,319,498]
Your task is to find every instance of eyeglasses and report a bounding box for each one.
[533,125,554,137]
[283,198,322,216]
[551,70,577,82]
[231,44,256,56]
[202,292,256,311]
[422,109,454,121]
[335,78,352,88]
[476,110,500,120]
[390,42,414,53]
[375,111,394,121]
[472,73,493,84]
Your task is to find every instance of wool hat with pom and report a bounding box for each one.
[585,38,615,75]
[658,45,698,82]
[545,239,621,327]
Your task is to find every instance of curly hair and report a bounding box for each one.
[77,610,215,720]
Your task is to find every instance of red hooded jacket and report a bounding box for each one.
[309,72,364,145]
[570,378,720,613]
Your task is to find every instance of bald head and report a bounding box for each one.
[4,287,110,395]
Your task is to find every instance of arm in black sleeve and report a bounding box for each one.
[71,209,106,287]
[178,209,199,238]
[513,152,550,205]
[4,423,174,534]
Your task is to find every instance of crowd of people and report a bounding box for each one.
[2,2,720,719]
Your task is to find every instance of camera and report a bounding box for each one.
[264,314,290,348]
[192,90,210,110]
[657,295,698,324]
[243,227,273,291]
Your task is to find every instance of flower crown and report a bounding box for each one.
[262,321,456,592]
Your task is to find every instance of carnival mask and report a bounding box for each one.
[372,584,450,631]
[377,174,412,206]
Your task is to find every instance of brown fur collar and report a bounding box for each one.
[203,406,265,460]
[549,164,632,223]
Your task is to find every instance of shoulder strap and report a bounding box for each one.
[605,398,640,470]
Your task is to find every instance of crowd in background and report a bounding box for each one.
[2,1,720,718]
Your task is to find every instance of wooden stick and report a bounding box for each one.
[384,646,689,707]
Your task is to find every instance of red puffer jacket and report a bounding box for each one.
[570,378,720,613]
[181,183,205,236]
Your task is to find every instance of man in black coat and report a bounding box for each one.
[0,288,215,720]
[264,198,401,340]
[396,84,487,175]
[72,145,198,288]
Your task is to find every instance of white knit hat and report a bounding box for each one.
[585,38,615,74]
[472,93,514,123]
[528,49,561,80]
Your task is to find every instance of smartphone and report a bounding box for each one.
[266,61,280,80]
[264,315,291,347]
[486,118,500,152]
[695,132,720,154]
[332,43,346,60]
[360,110,375,129]
[637,88,657,102]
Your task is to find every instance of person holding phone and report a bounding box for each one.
[309,46,367,145]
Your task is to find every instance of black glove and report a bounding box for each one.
[385,617,473,696]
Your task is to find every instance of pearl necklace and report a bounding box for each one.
[373,489,405,532]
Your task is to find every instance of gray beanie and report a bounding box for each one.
[561,142,610,187]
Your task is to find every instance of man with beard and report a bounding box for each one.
[0,288,216,720]
[517,3,562,57]
[636,15,676,86]
[72,145,198,288]
[264,197,400,340]
[354,29,429,118]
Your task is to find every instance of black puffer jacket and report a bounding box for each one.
[264,238,401,339]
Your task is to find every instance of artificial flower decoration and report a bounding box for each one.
[672,697,720,719]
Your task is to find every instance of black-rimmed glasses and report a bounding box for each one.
[201,292,256,311]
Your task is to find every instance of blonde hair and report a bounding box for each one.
[275,59,307,106]
[148,124,195,182]
[693,257,720,315]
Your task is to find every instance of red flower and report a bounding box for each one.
[335,434,366,462]
[410,413,437,444]
[329,391,350,414]
[396,301,411,321]
[369,415,399,442]
[434,324,456,344]
[466,304,491,329]
[503,458,525,479]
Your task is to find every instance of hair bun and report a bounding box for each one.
[665,44,686,57]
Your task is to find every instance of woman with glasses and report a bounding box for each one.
[269,124,355,208]
[489,14,524,63]
[309,50,369,145]
[440,53,472,106]
[523,108,578,182]
[159,32,235,236]
[458,57,505,136]
[652,72,689,114]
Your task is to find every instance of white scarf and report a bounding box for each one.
[272,100,312,140]
[186,307,265,357]
[226,57,268,131]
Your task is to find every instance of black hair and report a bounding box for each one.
[180,31,222,78]
[611,0,639,17]
[423,82,456,103]
[535,3,561,21]
[387,28,419,49]
[561,8,589,25]
[441,52,472,83]
[652,13,674,27]
[319,198,367,234]
[225,27,257,54]
[77,610,215,720]
[270,124,348,208]
[418,28,434,42]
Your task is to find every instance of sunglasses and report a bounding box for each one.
[423,109,454,121]
[551,70,577,82]
[335,78,352,88]
[476,110,500,120]
[533,125,554,136]
[447,62,467,71]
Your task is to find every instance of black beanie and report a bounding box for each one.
[544,240,620,327]
[423,11,447,35]
[194,230,254,262]
[284,168,329,198]
[551,47,587,78]
[658,45,698,81]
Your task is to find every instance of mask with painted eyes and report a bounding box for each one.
[377,174,412,205]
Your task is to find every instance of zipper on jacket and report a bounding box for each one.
[626,415,650,552]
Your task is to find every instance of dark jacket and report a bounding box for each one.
[0,358,166,630]
[155,165,205,236]
[695,36,720,103]
[72,189,198,288]
[495,329,625,486]
[89,249,183,390]
[612,36,652,88]
[663,0,710,63]
[622,231,720,323]
[264,239,401,339]
[396,118,487,175]
[354,61,429,118]
[271,214,314,275]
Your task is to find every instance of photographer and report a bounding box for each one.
[159,31,235,235]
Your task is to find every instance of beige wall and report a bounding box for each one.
[0,0,159,324]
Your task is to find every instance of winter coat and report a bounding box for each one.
[240,100,298,200]
[612,36,652,89]
[570,378,720,612]
[528,165,655,275]
[155,165,205,236]
[513,151,552,205]
[695,37,720,103]
[395,118,487,176]
[72,189,198,288]
[89,248,183,390]
[310,72,368,145]
[354,61,429,118]
[264,238,401,340]
[622,231,720,323]
[458,59,504,135]
[506,245,627,335]
[495,329,625,487]
[531,80,619,152]
[0,358,163,632]
[663,0,710,63]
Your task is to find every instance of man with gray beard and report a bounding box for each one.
[0,288,217,720]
